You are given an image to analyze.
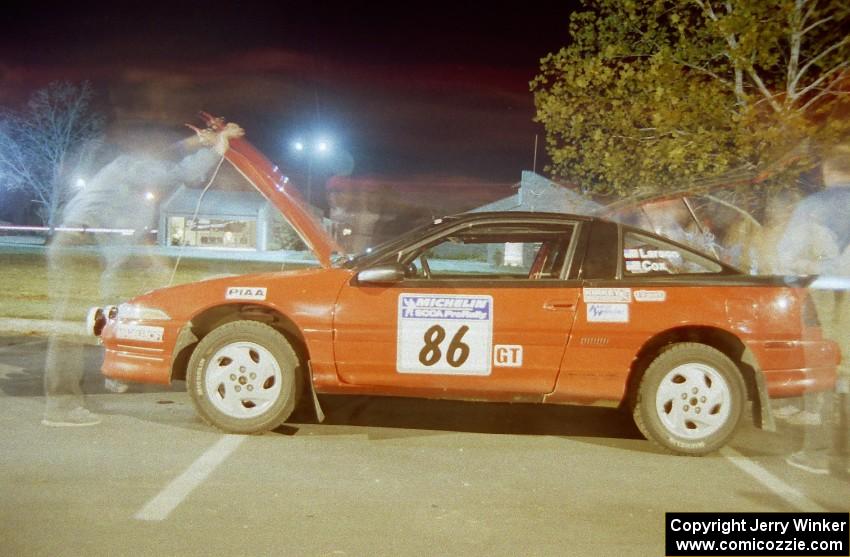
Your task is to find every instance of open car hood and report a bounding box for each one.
[202,113,343,268]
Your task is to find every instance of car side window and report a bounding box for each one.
[405,223,575,280]
[623,231,721,275]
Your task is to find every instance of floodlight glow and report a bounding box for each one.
[293,141,305,152]
[144,191,156,201]
[75,178,86,188]
[316,140,330,153]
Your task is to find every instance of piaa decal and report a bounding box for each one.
[225,287,267,301]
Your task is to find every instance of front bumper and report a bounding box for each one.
[88,304,180,384]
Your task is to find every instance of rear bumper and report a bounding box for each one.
[763,366,838,398]
[750,338,841,398]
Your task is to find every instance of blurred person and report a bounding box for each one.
[41,122,244,426]
[645,198,717,255]
[754,189,804,275]
[777,144,850,474]
[723,189,802,275]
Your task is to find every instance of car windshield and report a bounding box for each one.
[337,218,455,269]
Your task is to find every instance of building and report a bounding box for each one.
[469,171,602,268]
[470,171,601,215]
[158,185,305,251]
[155,171,598,255]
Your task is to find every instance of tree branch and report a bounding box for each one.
[800,15,833,38]
[786,0,804,102]
[800,68,849,111]
[797,61,849,99]
[792,35,850,92]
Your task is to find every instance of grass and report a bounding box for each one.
[0,247,315,321]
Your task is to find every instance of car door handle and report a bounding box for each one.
[543,300,576,311]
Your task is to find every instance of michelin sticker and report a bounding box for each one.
[226,287,267,301]
[634,289,667,302]
[587,303,629,323]
[116,324,164,343]
[397,293,493,375]
[583,287,631,303]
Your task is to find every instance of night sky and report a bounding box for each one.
[1,2,576,207]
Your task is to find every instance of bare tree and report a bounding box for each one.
[0,81,105,228]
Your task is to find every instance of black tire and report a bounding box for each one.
[186,320,303,433]
[632,343,745,456]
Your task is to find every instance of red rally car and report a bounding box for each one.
[88,120,839,456]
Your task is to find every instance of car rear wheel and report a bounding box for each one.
[187,320,303,434]
[632,343,744,456]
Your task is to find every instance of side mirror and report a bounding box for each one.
[356,264,405,284]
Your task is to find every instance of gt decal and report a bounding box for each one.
[494,345,523,367]
[586,303,629,323]
[225,287,267,301]
[397,293,493,375]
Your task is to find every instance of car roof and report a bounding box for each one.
[448,211,596,223]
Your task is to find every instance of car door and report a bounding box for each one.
[332,218,583,396]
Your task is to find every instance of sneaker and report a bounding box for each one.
[785,451,829,475]
[774,405,802,420]
[42,406,101,427]
[104,378,129,393]
[786,410,823,426]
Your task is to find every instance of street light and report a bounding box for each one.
[290,135,335,206]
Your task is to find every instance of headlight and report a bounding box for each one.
[117,303,171,321]
[86,307,106,336]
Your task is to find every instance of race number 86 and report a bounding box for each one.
[397,293,492,375]
[419,324,470,367]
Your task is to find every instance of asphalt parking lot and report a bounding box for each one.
[1,335,848,556]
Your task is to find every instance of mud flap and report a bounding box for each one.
[742,348,775,432]
[307,361,325,423]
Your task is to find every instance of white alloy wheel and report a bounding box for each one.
[633,342,745,455]
[187,320,303,434]
[655,362,731,440]
[204,341,283,419]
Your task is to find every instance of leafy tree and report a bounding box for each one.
[531,0,850,197]
[0,81,105,227]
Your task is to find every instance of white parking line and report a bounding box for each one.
[720,447,828,512]
[134,435,246,521]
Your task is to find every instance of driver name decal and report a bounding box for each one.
[624,248,682,274]
[397,293,493,376]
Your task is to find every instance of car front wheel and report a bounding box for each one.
[187,320,303,434]
[632,343,745,456]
